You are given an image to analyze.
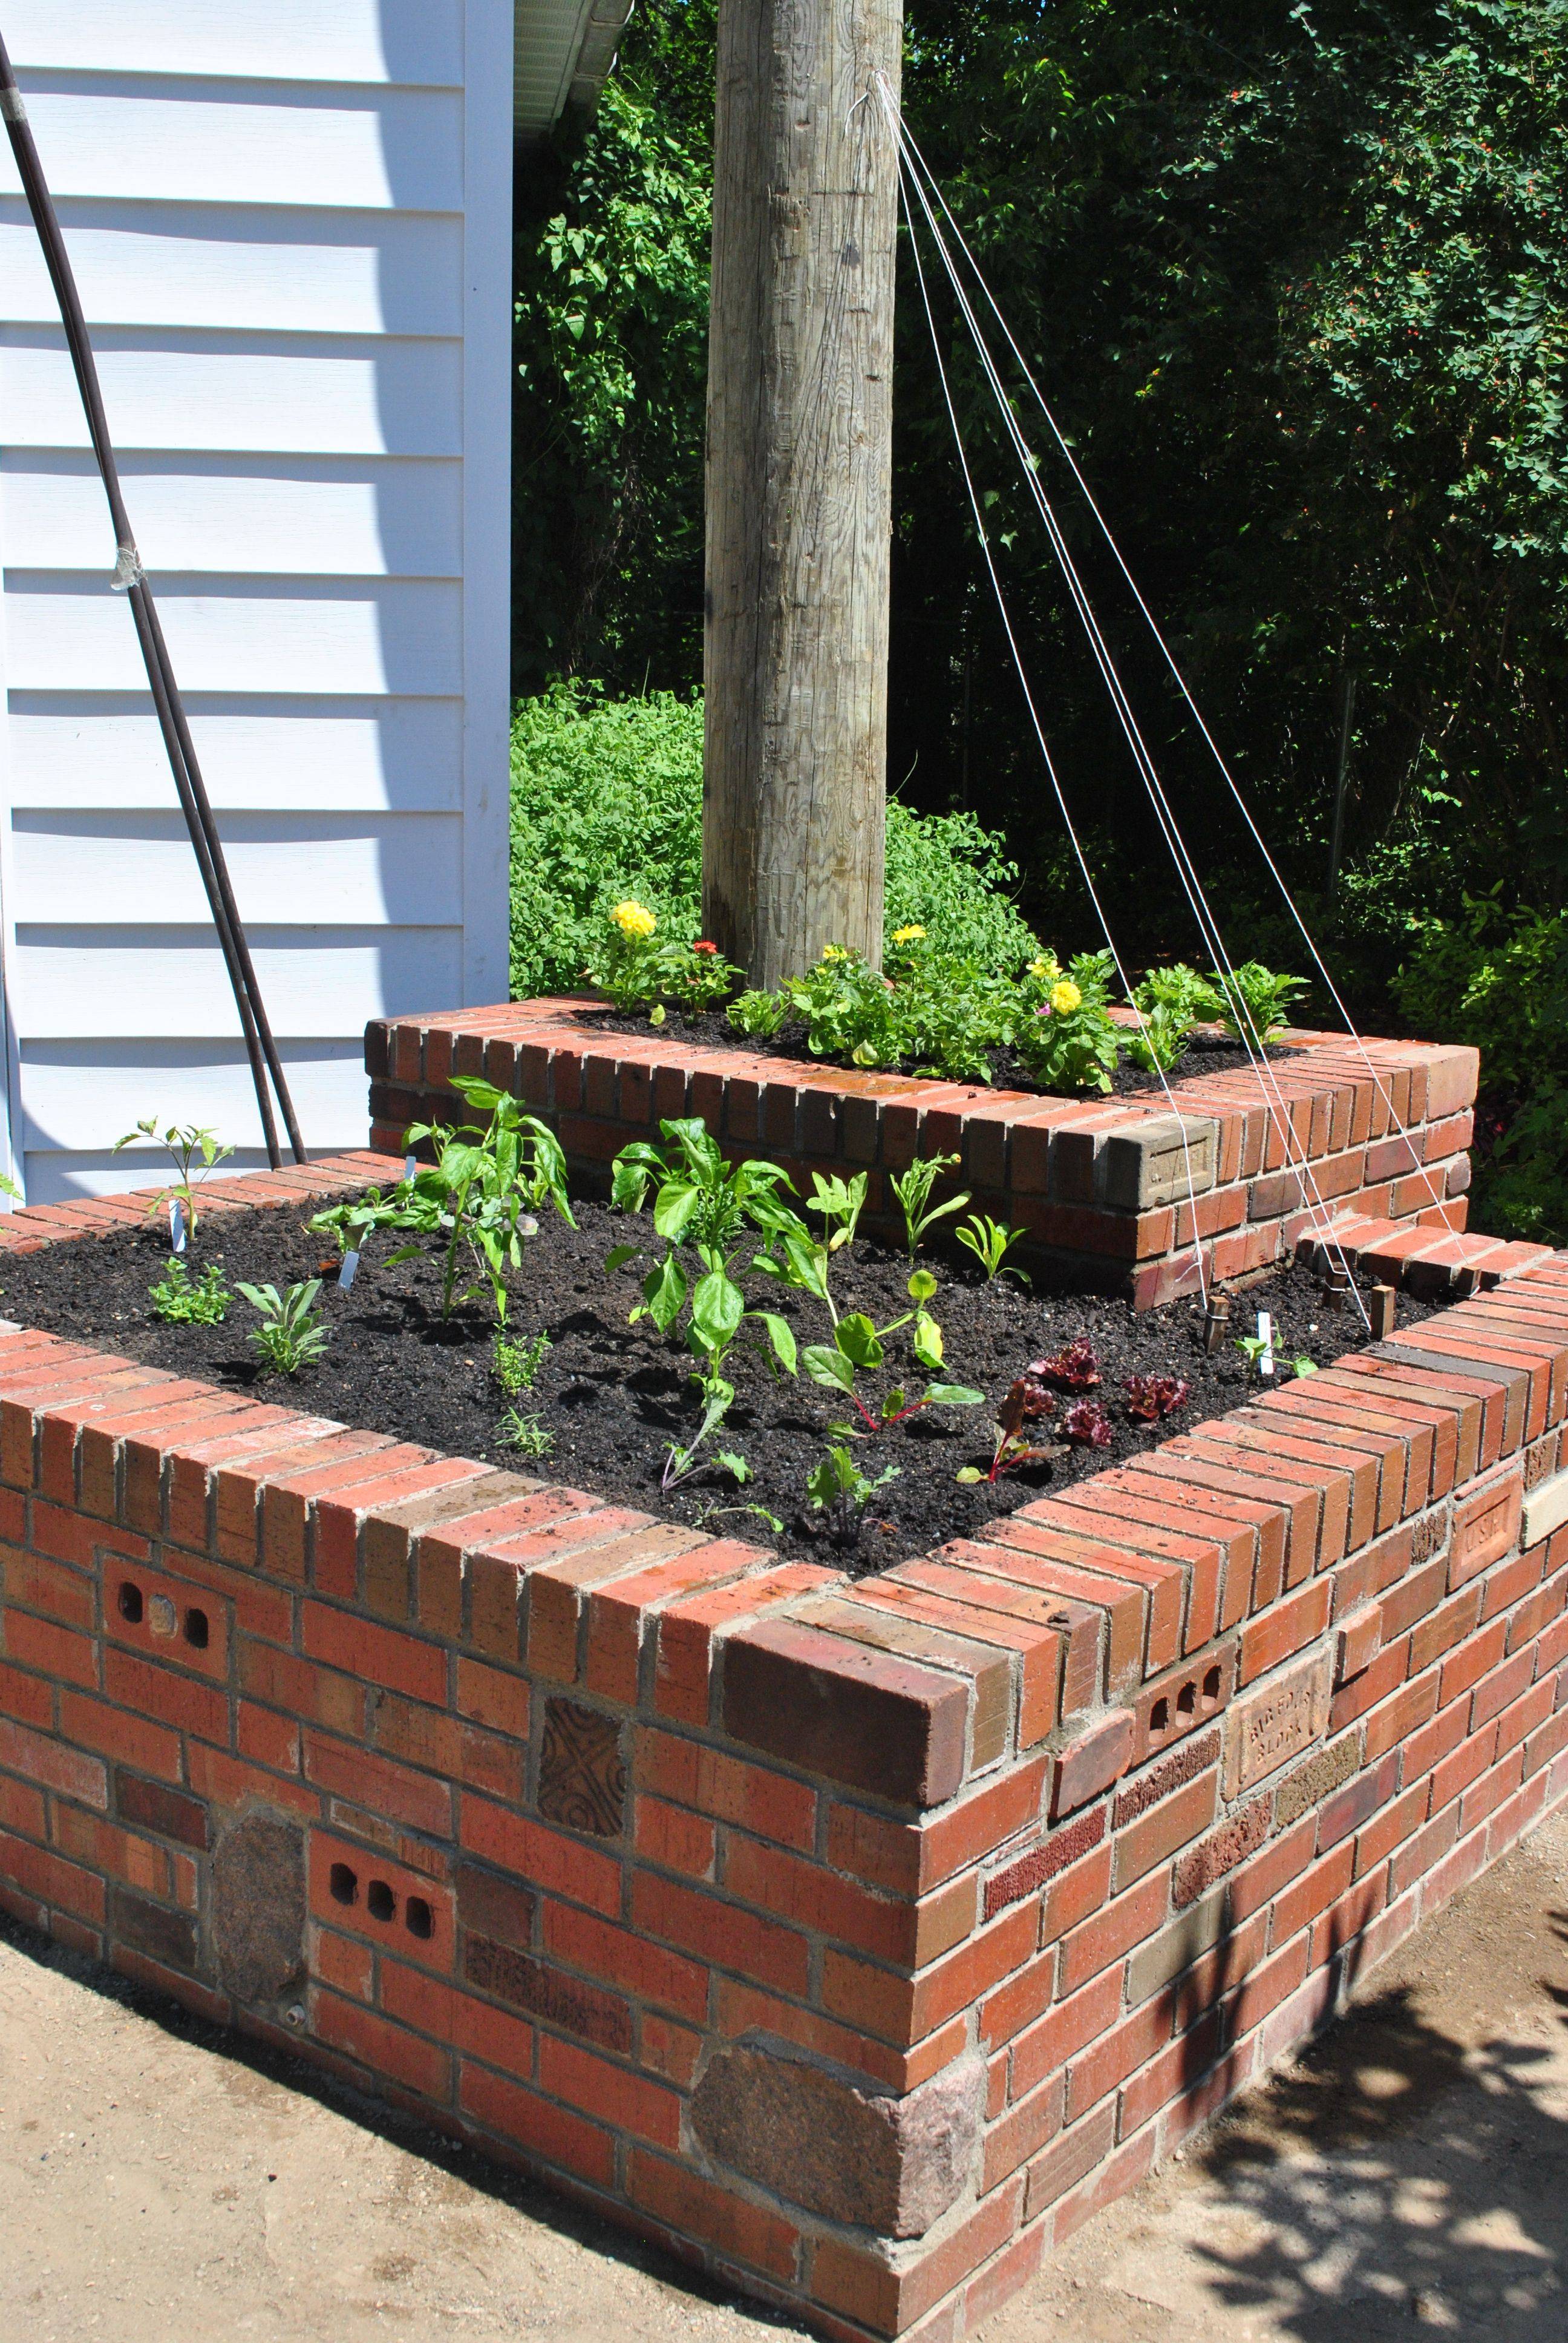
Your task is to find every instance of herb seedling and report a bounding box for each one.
[237,1280,328,1376]
[493,1328,552,1395]
[890,1153,970,1259]
[954,1213,1028,1283]
[399,1076,574,1323]
[1122,1373,1189,1424]
[114,1118,234,1235]
[1060,1398,1114,1448]
[806,1444,900,1547]
[149,1259,230,1326]
[496,1408,554,1459]
[1292,1356,1319,1377]
[958,1365,1059,1485]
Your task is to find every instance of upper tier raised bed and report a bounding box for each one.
[366,999,1483,1308]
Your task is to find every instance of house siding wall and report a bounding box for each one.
[0,1,512,1199]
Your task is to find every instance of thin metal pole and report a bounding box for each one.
[0,34,304,1165]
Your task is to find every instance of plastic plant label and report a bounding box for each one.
[403,1153,418,1183]
[1257,1309,1275,1377]
[169,1199,187,1255]
[339,1250,361,1291]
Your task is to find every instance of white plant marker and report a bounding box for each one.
[1256,1309,1275,1378]
[338,1250,361,1292]
[403,1153,418,1184]
[169,1198,187,1255]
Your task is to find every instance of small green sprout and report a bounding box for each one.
[237,1280,328,1376]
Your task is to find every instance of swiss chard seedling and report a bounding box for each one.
[806,1444,900,1547]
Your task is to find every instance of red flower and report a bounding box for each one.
[693,940,718,955]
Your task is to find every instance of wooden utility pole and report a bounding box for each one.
[702,0,903,988]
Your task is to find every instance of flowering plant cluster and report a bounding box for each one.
[587,900,740,1015]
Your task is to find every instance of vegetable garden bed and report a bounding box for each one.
[0,1145,1565,2343]
[0,1185,1439,1570]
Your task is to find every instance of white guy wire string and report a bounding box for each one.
[897,157,1210,1306]
[889,99,1368,1319]
[886,85,1357,1265]
[886,85,1443,1217]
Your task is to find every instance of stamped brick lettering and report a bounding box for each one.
[1223,1648,1333,1796]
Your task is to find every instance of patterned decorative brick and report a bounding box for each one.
[537,1698,627,1839]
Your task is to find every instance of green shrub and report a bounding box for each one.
[1394,896,1568,1244]
[508,685,1038,997]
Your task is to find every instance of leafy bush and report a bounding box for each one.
[1394,897,1568,1244]
[509,686,1039,998]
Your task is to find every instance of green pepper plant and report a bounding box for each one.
[400,1076,573,1323]
[606,1118,800,1400]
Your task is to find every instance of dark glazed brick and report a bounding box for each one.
[1172,1797,1270,1909]
[111,1886,200,1976]
[1113,1730,1221,1829]
[456,1861,537,1947]
[537,1698,627,1838]
[722,1617,969,1809]
[465,1933,633,2054]
[116,1771,210,1850]
[985,1807,1106,1922]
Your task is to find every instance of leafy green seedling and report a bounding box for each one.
[806,1444,900,1545]
[890,1153,970,1259]
[1292,1355,1319,1377]
[238,1281,328,1377]
[1234,1333,1276,1378]
[662,1381,745,1492]
[802,1270,982,1432]
[806,1170,867,1256]
[954,1213,1028,1283]
[727,990,789,1040]
[493,1328,552,1395]
[496,1408,554,1458]
[114,1118,234,1235]
[149,1259,230,1326]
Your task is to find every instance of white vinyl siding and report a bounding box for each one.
[0,2,515,1201]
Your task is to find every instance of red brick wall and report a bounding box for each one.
[0,1167,1564,2342]
[365,1000,1479,1306]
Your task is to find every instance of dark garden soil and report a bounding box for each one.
[593,1004,1308,1101]
[0,1190,1441,1573]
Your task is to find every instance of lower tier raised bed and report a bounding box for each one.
[367,998,1483,1308]
[0,1157,1564,2341]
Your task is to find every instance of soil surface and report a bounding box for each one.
[595,1003,1308,1101]
[2,1803,1563,2343]
[0,1191,1435,1569]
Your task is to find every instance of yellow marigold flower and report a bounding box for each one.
[821,944,847,961]
[610,900,656,940]
[890,924,926,945]
[1027,956,1057,980]
[1049,979,1083,1015]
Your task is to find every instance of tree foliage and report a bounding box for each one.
[511,0,1568,1231]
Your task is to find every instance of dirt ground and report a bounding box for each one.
[3,1806,1566,2343]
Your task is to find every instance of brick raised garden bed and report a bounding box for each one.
[366,998,1481,1309]
[0,1155,1564,2334]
